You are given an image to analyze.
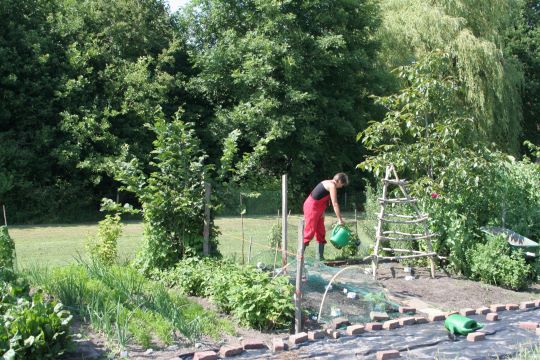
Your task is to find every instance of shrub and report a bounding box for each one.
[86,213,122,266]
[149,257,213,296]
[338,230,363,259]
[128,309,174,348]
[267,222,282,248]
[155,258,295,330]
[470,235,533,290]
[228,273,294,330]
[111,117,219,273]
[0,226,15,270]
[1,277,72,359]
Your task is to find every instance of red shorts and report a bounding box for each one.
[303,194,330,244]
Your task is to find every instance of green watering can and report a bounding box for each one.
[330,224,351,249]
[444,314,483,336]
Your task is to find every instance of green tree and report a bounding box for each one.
[359,52,477,180]
[506,0,540,151]
[1,0,188,223]
[377,0,524,153]
[54,0,177,183]
[112,112,217,272]
[0,0,92,222]
[182,0,382,194]
[359,52,540,276]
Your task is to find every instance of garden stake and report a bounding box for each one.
[240,193,245,264]
[281,174,288,270]
[273,242,279,271]
[273,210,280,271]
[248,236,253,263]
[203,182,211,256]
[2,205,6,226]
[354,208,358,236]
[295,219,304,333]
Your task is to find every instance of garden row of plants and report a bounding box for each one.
[24,260,235,352]
[1,226,73,359]
[0,270,72,360]
[2,219,239,357]
[2,212,296,358]
[150,257,295,330]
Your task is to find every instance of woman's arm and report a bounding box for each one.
[328,183,344,225]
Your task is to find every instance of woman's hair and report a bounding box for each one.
[333,173,349,186]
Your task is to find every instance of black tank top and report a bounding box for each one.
[311,182,329,200]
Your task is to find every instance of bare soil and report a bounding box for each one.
[62,297,289,360]
[376,263,540,311]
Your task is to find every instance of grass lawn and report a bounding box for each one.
[9,212,371,267]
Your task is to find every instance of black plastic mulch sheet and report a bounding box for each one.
[233,308,540,359]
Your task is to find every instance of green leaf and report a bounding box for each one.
[3,349,16,360]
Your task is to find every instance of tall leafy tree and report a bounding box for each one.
[359,52,540,276]
[0,0,84,222]
[182,0,382,194]
[377,0,524,153]
[54,0,177,179]
[506,0,540,151]
[1,0,187,223]
[111,113,217,272]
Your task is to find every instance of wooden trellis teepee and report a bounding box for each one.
[372,165,438,279]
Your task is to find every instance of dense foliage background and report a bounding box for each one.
[1,0,538,224]
[0,0,383,223]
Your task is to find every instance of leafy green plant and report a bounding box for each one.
[267,222,282,248]
[1,277,72,360]
[24,261,233,350]
[111,116,219,273]
[149,257,212,296]
[128,308,173,348]
[363,292,389,312]
[86,213,122,266]
[338,230,362,259]
[470,235,533,290]
[0,226,15,270]
[229,274,294,330]
[155,258,294,330]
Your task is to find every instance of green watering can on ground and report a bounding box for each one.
[444,314,483,336]
[330,224,351,249]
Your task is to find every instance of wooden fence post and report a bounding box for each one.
[241,193,245,264]
[273,210,280,271]
[295,219,305,334]
[248,236,253,264]
[281,174,288,269]
[203,182,211,256]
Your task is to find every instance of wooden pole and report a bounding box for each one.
[373,166,391,278]
[392,166,436,278]
[203,182,211,256]
[294,219,305,334]
[240,193,245,264]
[248,236,253,264]
[2,205,6,226]
[273,210,280,271]
[354,208,358,236]
[281,174,288,269]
